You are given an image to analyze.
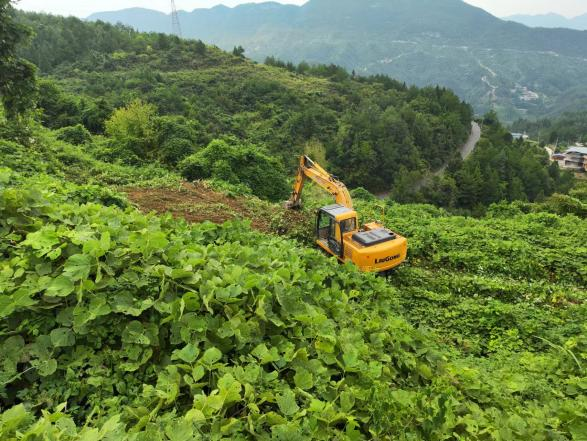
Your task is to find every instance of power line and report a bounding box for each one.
[171,0,182,37]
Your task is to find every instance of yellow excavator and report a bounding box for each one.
[286,155,407,273]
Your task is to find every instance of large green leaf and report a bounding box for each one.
[276,389,299,417]
[50,328,76,347]
[63,254,93,281]
[45,275,75,297]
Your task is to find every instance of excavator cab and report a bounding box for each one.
[287,155,407,273]
[316,205,357,258]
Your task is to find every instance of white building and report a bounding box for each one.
[561,146,587,172]
[511,132,529,141]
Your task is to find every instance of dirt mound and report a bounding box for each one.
[124,182,309,236]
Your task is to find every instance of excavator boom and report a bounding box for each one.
[286,156,353,209]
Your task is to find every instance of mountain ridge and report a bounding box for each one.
[86,0,587,121]
[504,12,587,31]
[87,1,587,57]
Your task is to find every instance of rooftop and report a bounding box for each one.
[566,147,587,155]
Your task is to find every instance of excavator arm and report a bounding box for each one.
[286,155,353,209]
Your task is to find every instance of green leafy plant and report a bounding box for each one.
[56,124,92,145]
[0,171,585,440]
[180,138,290,201]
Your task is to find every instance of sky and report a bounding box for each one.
[14,0,587,19]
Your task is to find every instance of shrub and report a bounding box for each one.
[37,79,82,129]
[105,99,157,159]
[56,124,92,145]
[154,115,201,165]
[570,183,587,203]
[541,193,587,218]
[351,187,377,202]
[180,138,290,201]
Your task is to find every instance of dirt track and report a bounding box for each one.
[124,181,308,235]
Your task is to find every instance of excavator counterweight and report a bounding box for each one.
[286,155,407,273]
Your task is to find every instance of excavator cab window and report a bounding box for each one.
[316,210,342,256]
[328,223,342,256]
[340,218,357,234]
[317,211,331,240]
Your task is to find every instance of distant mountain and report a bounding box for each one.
[504,13,587,31]
[92,7,170,33]
[88,0,587,121]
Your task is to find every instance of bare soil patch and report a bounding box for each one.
[124,182,308,236]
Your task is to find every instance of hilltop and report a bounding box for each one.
[87,0,587,122]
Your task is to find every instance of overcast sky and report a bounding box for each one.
[14,0,587,19]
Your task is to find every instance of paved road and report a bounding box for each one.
[434,121,481,176]
[377,121,481,199]
[461,121,481,160]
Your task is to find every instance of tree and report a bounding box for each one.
[422,175,457,208]
[154,115,201,165]
[37,79,82,129]
[57,124,91,145]
[81,98,112,134]
[105,100,157,161]
[389,166,423,204]
[232,46,245,58]
[508,177,528,202]
[456,163,483,209]
[0,0,37,117]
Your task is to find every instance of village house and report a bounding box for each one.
[557,146,587,172]
[511,132,529,141]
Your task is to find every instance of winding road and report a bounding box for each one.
[437,121,481,176]
[377,121,481,199]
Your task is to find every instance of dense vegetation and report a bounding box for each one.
[16,11,473,194]
[1,3,586,439]
[1,169,586,440]
[87,0,587,122]
[14,12,577,210]
[15,11,578,210]
[388,112,576,212]
[0,0,36,117]
[512,110,587,146]
[179,138,290,202]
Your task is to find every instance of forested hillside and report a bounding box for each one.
[14,11,576,210]
[16,12,473,194]
[87,0,587,121]
[391,112,576,212]
[512,111,587,146]
[1,2,587,439]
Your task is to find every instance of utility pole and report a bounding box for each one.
[171,0,182,37]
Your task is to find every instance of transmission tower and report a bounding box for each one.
[171,0,182,37]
